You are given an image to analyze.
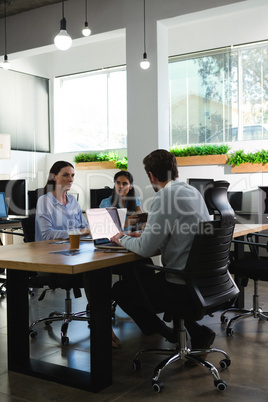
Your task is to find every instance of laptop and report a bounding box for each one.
[0,192,21,223]
[86,207,127,250]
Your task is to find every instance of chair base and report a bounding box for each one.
[221,307,268,336]
[132,321,230,393]
[29,289,89,345]
[220,280,268,336]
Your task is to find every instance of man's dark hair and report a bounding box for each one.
[143,149,178,182]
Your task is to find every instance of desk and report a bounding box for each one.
[233,223,268,238]
[0,220,22,245]
[0,240,143,392]
[2,224,268,392]
[232,223,268,308]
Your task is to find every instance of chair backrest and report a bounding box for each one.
[204,180,235,227]
[182,220,239,320]
[28,188,45,216]
[21,215,35,243]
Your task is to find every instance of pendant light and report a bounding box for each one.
[2,0,10,70]
[82,0,91,37]
[140,0,150,70]
[54,0,72,51]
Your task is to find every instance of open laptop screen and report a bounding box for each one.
[0,192,8,218]
[86,207,127,240]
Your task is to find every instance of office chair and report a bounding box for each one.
[221,231,268,336]
[132,181,239,393]
[24,211,89,345]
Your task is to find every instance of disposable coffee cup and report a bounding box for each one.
[68,230,81,250]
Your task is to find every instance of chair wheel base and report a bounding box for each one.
[152,381,164,393]
[214,379,227,392]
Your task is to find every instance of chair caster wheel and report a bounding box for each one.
[214,379,227,392]
[220,358,231,369]
[29,330,37,338]
[132,359,142,371]
[152,381,164,393]
[62,336,69,345]
[226,327,233,336]
[221,315,228,324]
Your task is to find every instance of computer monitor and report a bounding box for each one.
[0,192,8,218]
[0,180,28,216]
[188,178,214,214]
[227,191,243,212]
[90,188,113,208]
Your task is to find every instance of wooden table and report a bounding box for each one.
[1,223,268,392]
[0,240,143,393]
[232,223,268,308]
[233,223,268,238]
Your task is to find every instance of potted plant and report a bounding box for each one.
[170,144,230,166]
[227,150,268,172]
[74,152,127,170]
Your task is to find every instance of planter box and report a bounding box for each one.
[231,163,268,173]
[75,161,117,170]
[176,154,228,166]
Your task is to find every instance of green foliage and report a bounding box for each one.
[170,144,230,157]
[115,157,128,170]
[74,152,120,163]
[227,150,268,166]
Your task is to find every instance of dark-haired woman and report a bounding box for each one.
[99,171,142,229]
[35,161,89,241]
[35,161,121,348]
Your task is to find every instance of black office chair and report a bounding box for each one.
[221,231,268,336]
[23,213,89,345]
[132,181,239,393]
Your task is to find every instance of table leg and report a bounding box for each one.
[6,267,112,393]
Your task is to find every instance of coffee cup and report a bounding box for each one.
[68,229,81,250]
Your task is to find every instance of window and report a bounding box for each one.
[54,67,127,153]
[0,69,49,152]
[169,42,268,146]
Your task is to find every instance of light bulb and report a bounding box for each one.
[82,22,91,37]
[2,55,10,70]
[140,53,150,70]
[54,17,72,50]
[54,30,72,50]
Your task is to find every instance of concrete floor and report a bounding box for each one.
[0,279,268,401]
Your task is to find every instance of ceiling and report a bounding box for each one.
[0,0,62,19]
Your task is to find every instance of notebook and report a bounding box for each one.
[86,207,127,250]
[0,192,21,223]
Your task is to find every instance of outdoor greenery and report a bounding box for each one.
[170,144,230,157]
[227,150,268,166]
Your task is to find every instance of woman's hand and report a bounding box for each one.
[124,214,139,228]
[80,228,91,237]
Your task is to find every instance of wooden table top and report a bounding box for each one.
[233,223,268,238]
[0,240,143,274]
[2,223,268,275]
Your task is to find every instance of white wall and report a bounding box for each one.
[1,0,267,213]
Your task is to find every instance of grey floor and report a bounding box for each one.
[0,278,268,401]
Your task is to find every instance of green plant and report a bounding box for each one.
[170,144,230,157]
[115,156,128,170]
[74,152,120,163]
[227,149,268,166]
